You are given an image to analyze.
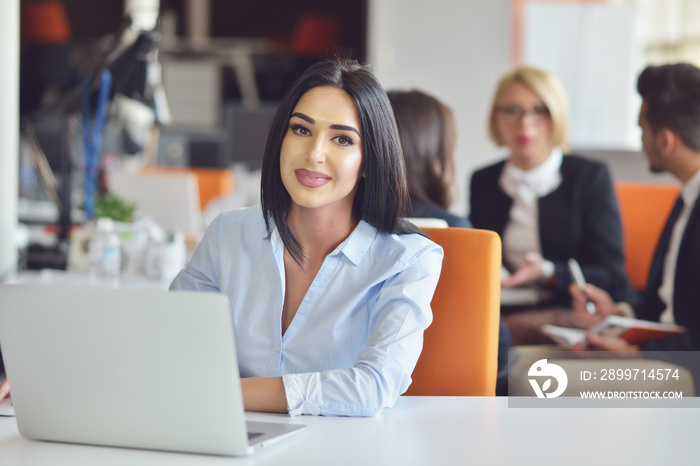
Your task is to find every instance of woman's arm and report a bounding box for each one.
[292,243,443,417]
[241,377,288,413]
[0,378,9,401]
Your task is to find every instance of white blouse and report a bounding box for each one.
[499,147,563,275]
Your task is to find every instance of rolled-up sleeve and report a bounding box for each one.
[283,372,324,416]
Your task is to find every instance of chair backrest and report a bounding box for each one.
[405,217,449,229]
[614,181,680,290]
[142,166,235,209]
[404,227,502,396]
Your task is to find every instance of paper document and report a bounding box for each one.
[542,315,685,348]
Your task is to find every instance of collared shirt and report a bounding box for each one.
[658,168,700,324]
[170,205,443,417]
[499,147,563,276]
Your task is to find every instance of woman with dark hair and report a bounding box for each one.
[168,59,443,417]
[388,89,511,395]
[387,89,470,228]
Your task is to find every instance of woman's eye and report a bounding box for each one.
[290,124,310,136]
[533,106,550,116]
[334,135,354,146]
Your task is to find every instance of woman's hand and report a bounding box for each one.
[501,252,546,288]
[0,379,10,402]
[569,283,615,328]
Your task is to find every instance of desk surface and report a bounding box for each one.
[0,396,697,465]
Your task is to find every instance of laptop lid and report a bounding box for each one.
[0,284,304,456]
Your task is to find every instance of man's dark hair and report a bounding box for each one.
[261,59,413,264]
[637,63,700,150]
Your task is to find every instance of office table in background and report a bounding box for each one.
[8,269,170,290]
[0,397,697,465]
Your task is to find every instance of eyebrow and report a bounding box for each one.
[291,112,360,136]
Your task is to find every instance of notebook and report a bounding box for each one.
[0,284,305,456]
[542,315,685,349]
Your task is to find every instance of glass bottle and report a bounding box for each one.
[88,217,121,287]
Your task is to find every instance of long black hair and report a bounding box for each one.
[261,59,414,264]
[388,89,456,209]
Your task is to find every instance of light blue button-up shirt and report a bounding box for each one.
[170,205,443,417]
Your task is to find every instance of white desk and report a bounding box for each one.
[0,396,697,465]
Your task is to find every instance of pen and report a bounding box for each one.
[567,258,596,315]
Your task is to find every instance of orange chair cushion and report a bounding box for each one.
[615,182,680,290]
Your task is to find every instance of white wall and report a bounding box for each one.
[0,0,19,281]
[368,0,512,216]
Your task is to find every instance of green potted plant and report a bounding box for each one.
[93,192,136,223]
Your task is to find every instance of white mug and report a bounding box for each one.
[144,240,186,283]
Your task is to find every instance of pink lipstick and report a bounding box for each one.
[294,169,331,188]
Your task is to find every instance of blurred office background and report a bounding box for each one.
[2,0,699,280]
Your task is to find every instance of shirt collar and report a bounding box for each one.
[333,220,376,267]
[267,218,377,267]
[500,146,563,196]
[681,167,700,208]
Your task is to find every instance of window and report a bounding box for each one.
[622,0,700,65]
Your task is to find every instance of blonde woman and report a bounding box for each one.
[469,66,633,345]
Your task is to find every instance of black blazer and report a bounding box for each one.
[640,191,700,351]
[469,155,633,306]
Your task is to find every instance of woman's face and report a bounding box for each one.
[280,86,363,216]
[495,82,554,170]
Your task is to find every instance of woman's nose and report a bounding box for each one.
[306,138,326,164]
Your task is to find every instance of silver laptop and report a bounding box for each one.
[0,284,305,456]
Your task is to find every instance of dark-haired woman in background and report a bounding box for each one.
[387,89,470,228]
[169,60,443,417]
[388,89,511,395]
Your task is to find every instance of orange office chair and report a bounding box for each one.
[614,182,680,290]
[404,227,502,396]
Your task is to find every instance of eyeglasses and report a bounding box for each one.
[496,105,550,123]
